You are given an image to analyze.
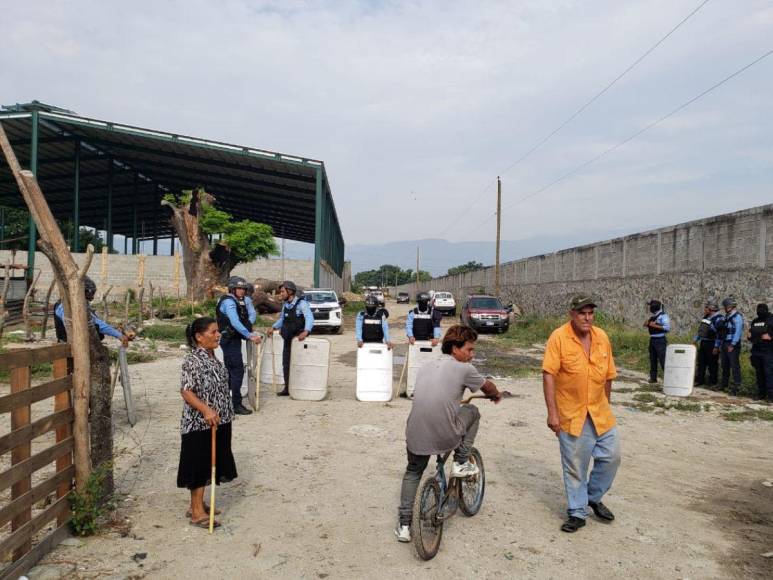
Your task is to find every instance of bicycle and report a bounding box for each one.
[411,391,511,560]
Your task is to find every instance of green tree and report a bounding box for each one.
[447,261,484,276]
[354,264,432,291]
[162,188,279,300]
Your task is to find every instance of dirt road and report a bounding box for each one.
[32,303,773,579]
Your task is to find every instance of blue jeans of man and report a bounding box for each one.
[221,338,245,407]
[558,416,621,519]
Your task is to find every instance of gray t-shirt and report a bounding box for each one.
[405,356,486,455]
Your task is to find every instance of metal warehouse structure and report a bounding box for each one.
[0,101,345,288]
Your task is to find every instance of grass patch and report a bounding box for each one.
[636,383,663,393]
[669,400,703,413]
[633,392,659,404]
[722,409,773,422]
[140,324,187,343]
[493,312,761,397]
[614,387,637,393]
[622,403,656,413]
[343,301,364,316]
[0,361,53,382]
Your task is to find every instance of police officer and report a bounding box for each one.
[694,301,722,387]
[356,295,392,349]
[216,276,262,415]
[717,297,744,395]
[267,281,314,397]
[54,276,130,347]
[406,291,442,346]
[644,299,670,383]
[748,303,773,400]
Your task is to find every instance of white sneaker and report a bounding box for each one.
[395,524,411,543]
[451,461,480,478]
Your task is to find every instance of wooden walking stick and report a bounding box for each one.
[209,424,217,534]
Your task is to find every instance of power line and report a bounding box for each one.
[465,47,773,226]
[435,0,711,238]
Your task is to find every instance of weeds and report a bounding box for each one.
[69,462,113,537]
[722,409,773,422]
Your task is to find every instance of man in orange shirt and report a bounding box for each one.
[542,295,621,533]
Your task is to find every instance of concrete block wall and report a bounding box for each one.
[0,250,314,300]
[397,204,773,332]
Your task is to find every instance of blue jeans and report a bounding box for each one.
[558,416,621,519]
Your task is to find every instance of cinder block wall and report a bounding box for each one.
[396,204,773,332]
[0,251,313,300]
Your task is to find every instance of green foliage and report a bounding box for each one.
[140,323,188,343]
[343,301,365,316]
[0,210,111,252]
[354,264,431,291]
[722,409,773,421]
[222,220,278,264]
[447,261,484,276]
[69,462,113,537]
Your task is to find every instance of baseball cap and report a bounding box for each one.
[570,294,598,311]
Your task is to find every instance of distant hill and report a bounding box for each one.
[276,227,657,276]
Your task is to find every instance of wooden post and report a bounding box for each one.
[148,282,155,321]
[41,279,56,339]
[100,245,108,287]
[101,285,113,321]
[0,260,11,339]
[124,290,131,328]
[10,365,32,559]
[0,123,92,491]
[23,269,42,342]
[52,356,72,525]
[136,287,145,328]
[174,253,181,318]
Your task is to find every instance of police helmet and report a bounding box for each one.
[417,292,430,302]
[704,301,719,311]
[227,276,249,291]
[84,276,97,300]
[365,294,379,307]
[281,280,298,294]
[722,297,737,308]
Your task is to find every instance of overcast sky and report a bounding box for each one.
[2,1,772,248]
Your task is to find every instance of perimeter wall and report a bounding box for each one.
[397,204,773,332]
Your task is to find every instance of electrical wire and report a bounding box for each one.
[435,0,712,238]
[468,46,773,230]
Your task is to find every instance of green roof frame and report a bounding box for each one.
[0,102,345,285]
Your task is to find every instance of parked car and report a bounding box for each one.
[431,291,456,316]
[396,291,410,304]
[303,289,343,334]
[369,289,385,306]
[460,295,509,333]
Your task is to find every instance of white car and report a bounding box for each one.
[432,291,456,316]
[303,289,343,334]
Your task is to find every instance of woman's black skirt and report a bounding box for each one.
[177,422,237,490]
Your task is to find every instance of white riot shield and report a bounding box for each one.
[356,343,393,402]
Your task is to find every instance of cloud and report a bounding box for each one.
[1,0,771,247]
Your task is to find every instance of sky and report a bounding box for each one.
[2,0,772,249]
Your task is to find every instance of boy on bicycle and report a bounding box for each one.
[396,324,502,542]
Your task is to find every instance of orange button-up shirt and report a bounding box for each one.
[541,322,618,437]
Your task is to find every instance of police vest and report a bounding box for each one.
[361,311,385,343]
[280,300,305,340]
[216,295,252,342]
[647,313,667,336]
[750,317,772,348]
[697,314,720,341]
[716,312,740,342]
[412,307,435,341]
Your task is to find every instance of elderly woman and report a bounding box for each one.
[177,316,237,528]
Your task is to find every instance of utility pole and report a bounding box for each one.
[495,176,502,296]
[416,245,420,296]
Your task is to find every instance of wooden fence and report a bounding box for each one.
[0,344,74,579]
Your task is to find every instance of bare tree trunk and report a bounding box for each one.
[161,189,233,302]
[0,123,93,491]
[23,269,41,342]
[101,285,113,320]
[124,290,131,327]
[148,282,155,321]
[136,287,145,328]
[88,328,113,496]
[0,261,10,340]
[41,279,56,339]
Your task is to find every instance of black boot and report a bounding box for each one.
[234,403,253,415]
[277,389,289,397]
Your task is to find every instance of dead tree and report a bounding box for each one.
[148,282,156,321]
[23,269,41,341]
[0,124,92,491]
[136,287,145,328]
[101,285,113,321]
[41,279,56,339]
[0,261,10,340]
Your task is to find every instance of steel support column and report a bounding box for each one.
[170,234,175,256]
[72,141,81,252]
[152,186,159,255]
[131,173,138,254]
[106,157,114,251]
[313,169,323,287]
[26,110,39,281]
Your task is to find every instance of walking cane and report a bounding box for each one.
[270,335,277,393]
[209,424,217,534]
[394,347,408,400]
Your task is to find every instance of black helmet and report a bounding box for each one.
[365,294,379,307]
[227,276,249,291]
[417,292,430,302]
[84,276,97,300]
[722,297,737,309]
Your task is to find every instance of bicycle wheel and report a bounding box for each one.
[412,477,444,560]
[459,447,485,516]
